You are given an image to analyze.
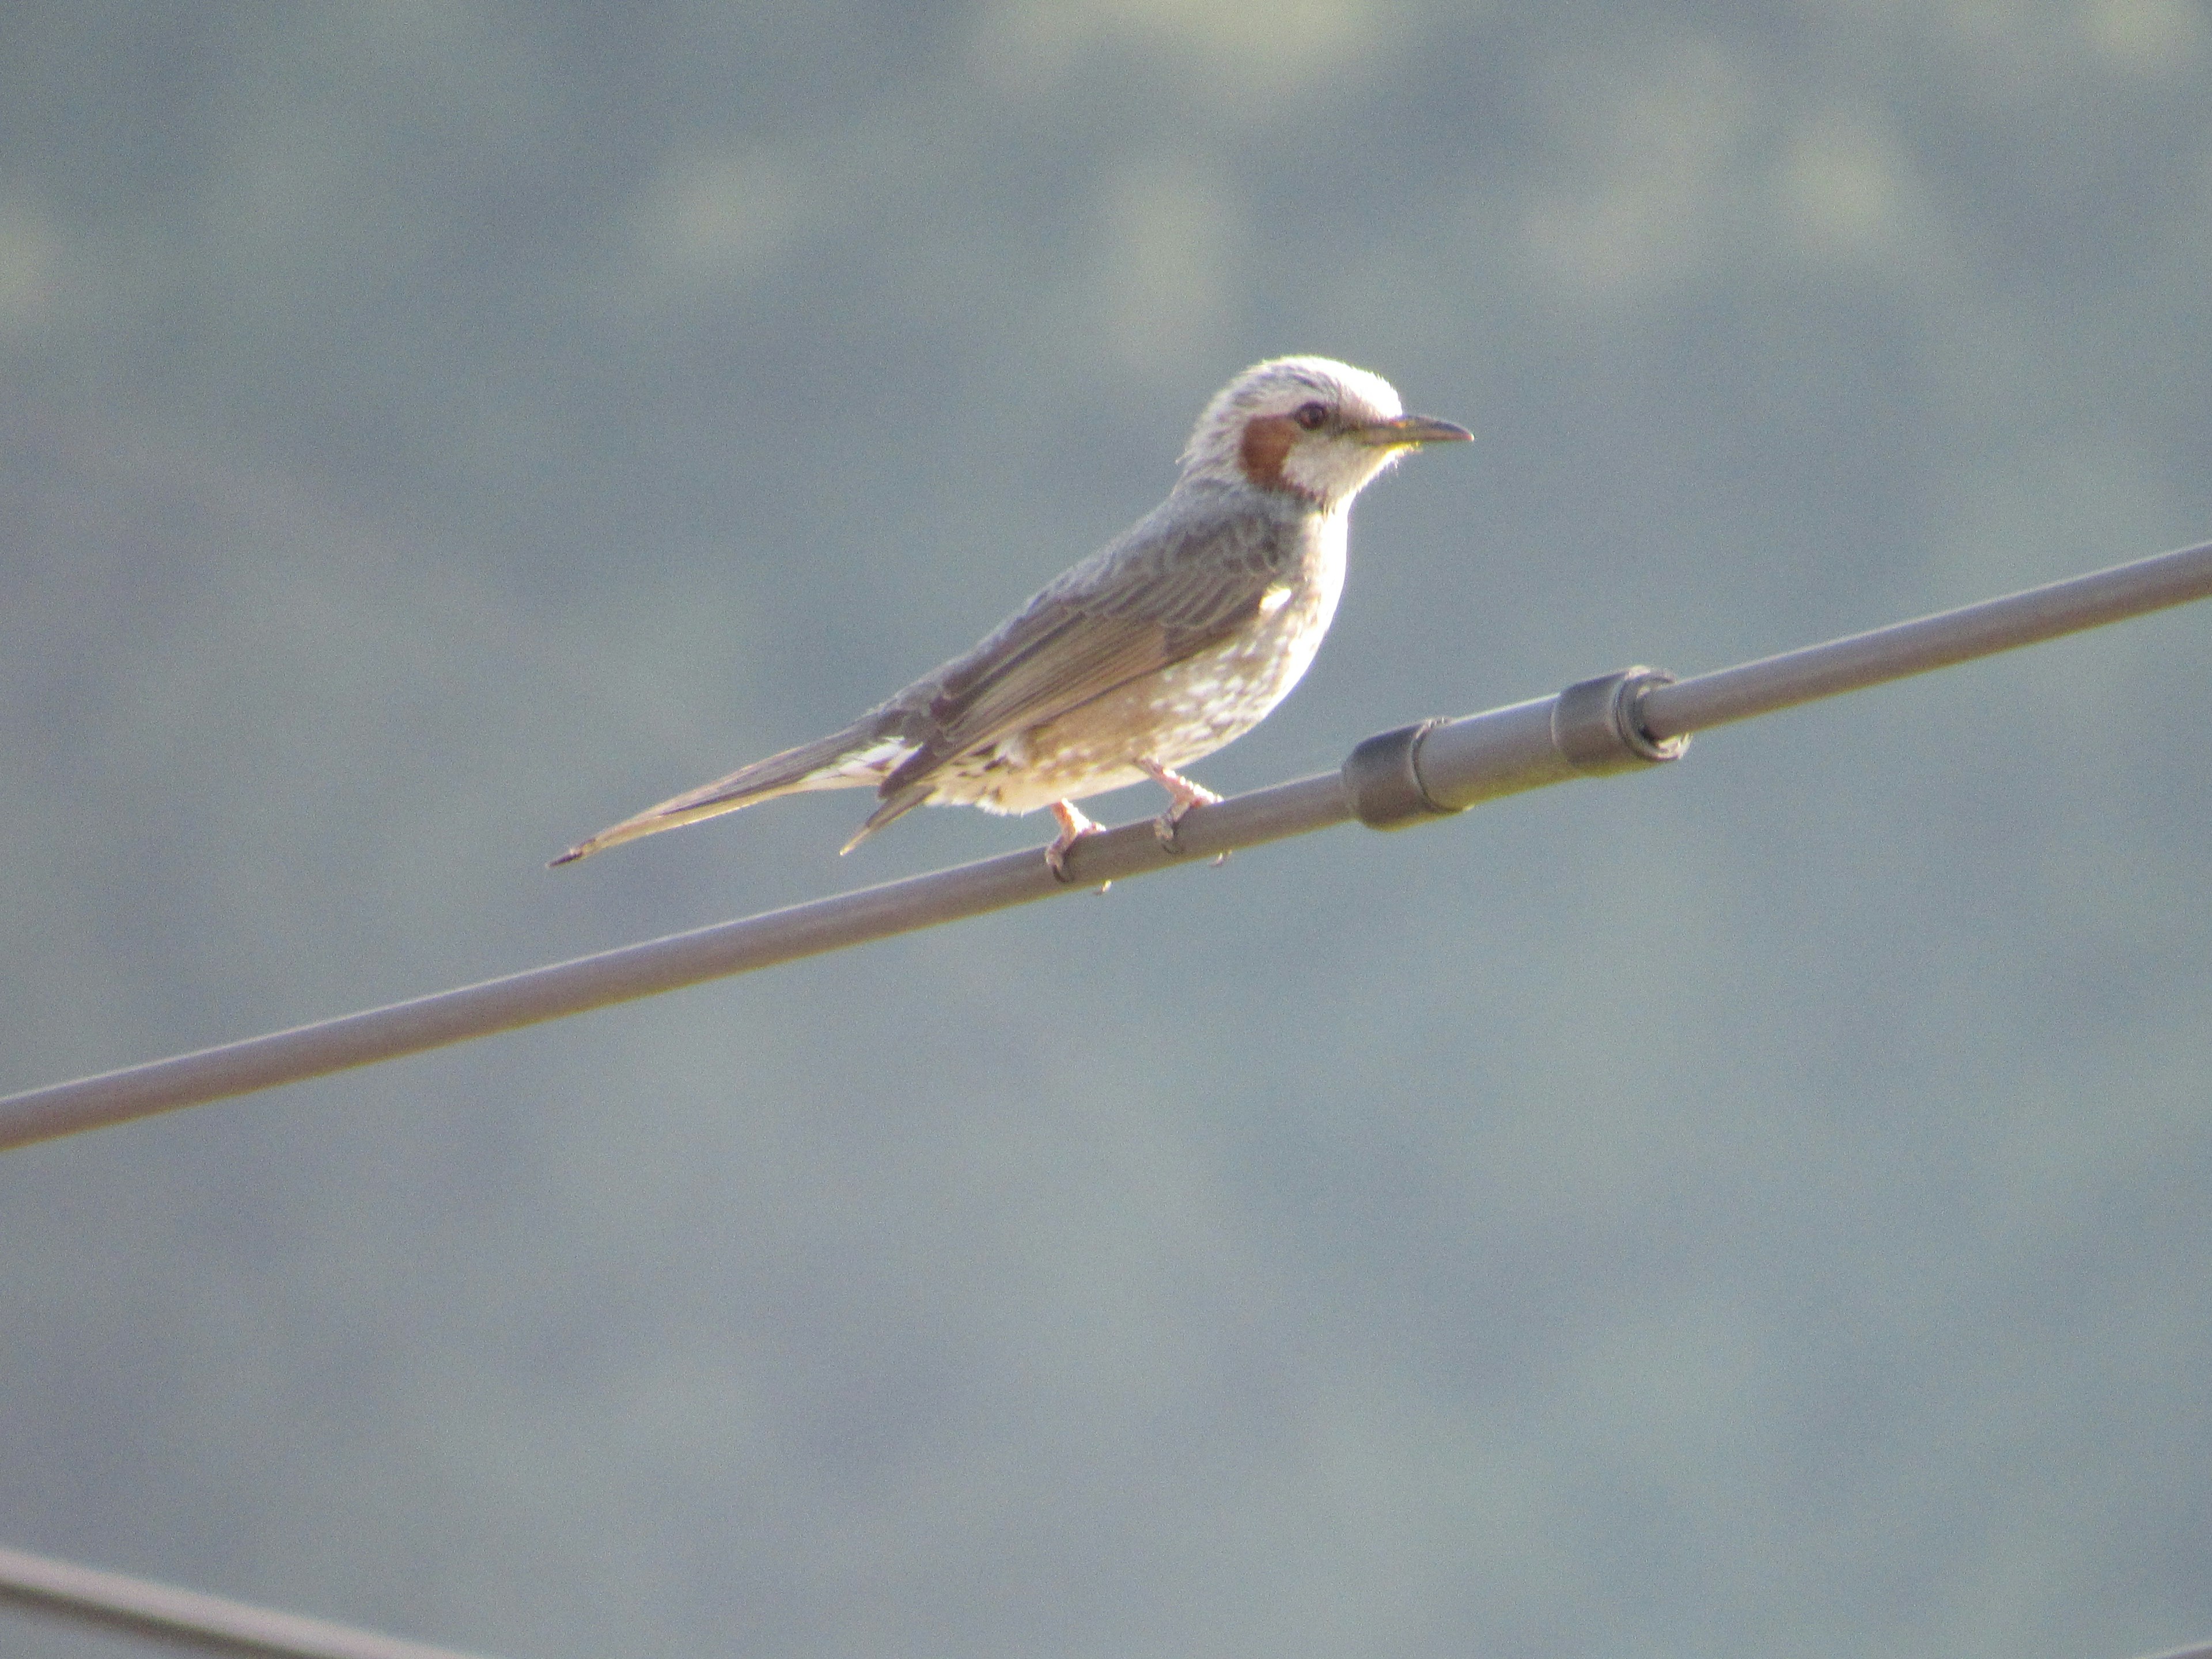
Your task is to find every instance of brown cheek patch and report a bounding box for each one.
[1238,414,1300,492]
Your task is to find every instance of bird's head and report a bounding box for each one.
[1180,355,1471,510]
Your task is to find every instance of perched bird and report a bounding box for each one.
[552,356,1469,878]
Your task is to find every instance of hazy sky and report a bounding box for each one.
[3,5,2210,1658]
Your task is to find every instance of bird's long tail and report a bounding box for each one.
[550,717,915,866]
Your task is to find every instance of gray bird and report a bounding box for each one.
[553,356,1469,878]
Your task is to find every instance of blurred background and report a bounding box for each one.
[3,4,2209,1657]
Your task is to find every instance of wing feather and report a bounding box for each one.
[880,493,1304,792]
[554,487,1312,865]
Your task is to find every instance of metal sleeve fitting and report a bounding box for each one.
[1550,666,1691,775]
[1341,718,1457,830]
[1344,666,1688,830]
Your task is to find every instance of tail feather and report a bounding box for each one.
[551,720,912,866]
[838,781,932,856]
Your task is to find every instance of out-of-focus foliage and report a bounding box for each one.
[3,5,2208,1657]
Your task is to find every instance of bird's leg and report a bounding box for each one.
[1137,759,1224,855]
[1044,800,1101,882]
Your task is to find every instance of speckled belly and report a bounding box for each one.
[933,572,1343,816]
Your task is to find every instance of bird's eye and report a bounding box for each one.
[1293,402,1330,431]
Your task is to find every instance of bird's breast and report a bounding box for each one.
[924,511,1349,815]
[1145,529,1344,751]
[1027,513,1346,778]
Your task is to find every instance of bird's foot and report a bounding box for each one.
[1045,801,1101,883]
[1138,759,1224,855]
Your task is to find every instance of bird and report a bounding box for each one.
[552,355,1471,880]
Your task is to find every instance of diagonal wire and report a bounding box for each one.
[3,545,2211,1659]
[0,1542,503,1659]
[0,537,2207,1157]
[3,1533,2204,1659]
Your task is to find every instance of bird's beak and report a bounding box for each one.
[1352,413,1474,448]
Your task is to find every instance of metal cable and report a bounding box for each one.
[2,537,2207,1156]
[0,1543,501,1659]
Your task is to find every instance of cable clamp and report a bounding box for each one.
[1551,666,1690,775]
[1343,718,1459,830]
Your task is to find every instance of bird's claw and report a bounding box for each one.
[1046,849,1112,893]
[1140,760,1224,858]
[1046,802,1100,883]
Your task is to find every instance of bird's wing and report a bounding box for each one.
[885,497,1299,782]
[558,495,1305,863]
